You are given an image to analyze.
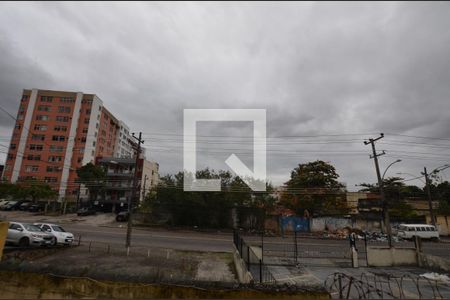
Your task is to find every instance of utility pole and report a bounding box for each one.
[125,132,144,248]
[364,133,392,248]
[142,174,148,201]
[423,167,436,227]
[76,183,81,210]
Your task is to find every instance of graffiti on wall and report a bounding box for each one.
[280,216,310,234]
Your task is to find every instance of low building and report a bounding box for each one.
[94,156,159,212]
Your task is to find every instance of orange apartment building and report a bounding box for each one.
[2,89,135,200]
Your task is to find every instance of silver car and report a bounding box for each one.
[6,222,54,247]
[34,223,75,246]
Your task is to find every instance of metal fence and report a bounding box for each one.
[325,272,448,299]
[233,231,276,284]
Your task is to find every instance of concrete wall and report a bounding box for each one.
[353,218,382,232]
[367,247,417,267]
[426,215,450,236]
[232,246,253,284]
[0,270,329,299]
[419,253,450,273]
[311,217,351,232]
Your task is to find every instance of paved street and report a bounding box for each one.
[65,223,234,252]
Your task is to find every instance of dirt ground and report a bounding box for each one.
[0,244,237,284]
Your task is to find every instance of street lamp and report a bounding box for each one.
[382,159,402,181]
[380,159,401,248]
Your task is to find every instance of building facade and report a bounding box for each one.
[95,156,159,212]
[1,89,134,200]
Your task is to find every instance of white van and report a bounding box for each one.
[397,224,439,241]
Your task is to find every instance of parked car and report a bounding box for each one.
[116,211,129,222]
[2,200,22,211]
[28,203,45,212]
[397,224,440,241]
[0,200,11,210]
[0,199,9,207]
[34,223,74,246]
[19,201,32,211]
[6,222,54,247]
[77,207,96,216]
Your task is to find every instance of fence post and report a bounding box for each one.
[259,259,263,283]
[294,230,298,263]
[261,231,264,263]
[364,233,368,267]
[88,241,92,253]
[78,235,82,246]
[240,237,243,255]
[247,245,250,270]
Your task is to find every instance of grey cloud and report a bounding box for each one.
[0,2,449,189]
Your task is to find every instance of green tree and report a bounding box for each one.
[281,160,348,216]
[358,177,417,219]
[152,169,272,228]
[17,180,57,202]
[76,163,107,204]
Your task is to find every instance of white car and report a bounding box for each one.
[34,223,75,246]
[397,224,440,241]
[7,222,54,247]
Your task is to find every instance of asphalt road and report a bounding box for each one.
[62,223,234,252]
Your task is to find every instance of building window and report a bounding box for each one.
[77,157,83,163]
[32,134,45,141]
[54,125,68,132]
[48,156,63,162]
[21,95,29,102]
[15,124,21,130]
[29,144,44,151]
[56,116,69,122]
[46,166,61,172]
[40,96,53,102]
[27,154,41,161]
[10,144,16,150]
[82,128,88,133]
[44,177,58,183]
[84,118,90,124]
[36,115,49,121]
[50,145,64,152]
[58,106,71,113]
[25,165,39,172]
[37,105,51,112]
[60,97,74,103]
[52,135,66,142]
[7,153,14,160]
[34,124,47,131]
[17,115,24,120]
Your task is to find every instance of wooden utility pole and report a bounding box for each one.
[423,167,436,228]
[125,132,144,248]
[142,174,148,201]
[364,133,392,248]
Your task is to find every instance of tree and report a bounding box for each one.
[285,160,345,189]
[151,169,272,228]
[16,180,57,202]
[358,177,417,219]
[76,163,107,204]
[280,160,348,216]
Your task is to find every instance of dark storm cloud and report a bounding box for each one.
[0,2,449,189]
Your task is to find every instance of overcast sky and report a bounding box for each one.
[1,2,450,190]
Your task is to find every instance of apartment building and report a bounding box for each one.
[1,89,136,200]
[95,156,159,212]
